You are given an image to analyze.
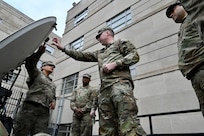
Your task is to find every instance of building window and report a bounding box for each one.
[57,124,72,136]
[107,8,131,32]
[74,8,88,25]
[61,73,78,94]
[70,36,84,50]
[45,44,55,55]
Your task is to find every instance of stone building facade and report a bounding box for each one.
[52,0,204,135]
[1,0,204,135]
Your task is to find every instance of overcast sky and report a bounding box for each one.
[4,0,80,37]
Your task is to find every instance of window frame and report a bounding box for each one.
[107,8,131,32]
[70,36,84,51]
[45,44,55,55]
[61,73,79,95]
[74,8,88,25]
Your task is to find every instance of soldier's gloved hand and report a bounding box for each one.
[37,45,46,54]
[52,38,64,50]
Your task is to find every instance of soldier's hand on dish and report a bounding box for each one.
[52,38,64,50]
[102,62,117,73]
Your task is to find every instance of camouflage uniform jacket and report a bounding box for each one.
[24,48,56,108]
[70,85,96,113]
[180,0,204,22]
[63,39,139,91]
[178,17,204,78]
[178,14,204,78]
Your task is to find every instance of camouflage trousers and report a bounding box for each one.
[190,65,204,117]
[13,101,49,136]
[98,80,146,136]
[71,112,93,136]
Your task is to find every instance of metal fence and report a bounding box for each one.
[51,108,203,136]
[0,86,24,118]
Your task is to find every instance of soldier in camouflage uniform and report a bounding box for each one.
[179,0,204,22]
[179,0,204,41]
[166,1,204,117]
[14,45,56,135]
[70,74,97,136]
[52,27,146,136]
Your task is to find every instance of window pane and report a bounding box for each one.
[107,8,131,32]
[2,72,17,83]
[111,12,126,23]
[70,37,84,50]
[61,73,78,94]
[45,44,55,55]
[74,8,88,25]
[57,124,71,136]
[111,18,126,28]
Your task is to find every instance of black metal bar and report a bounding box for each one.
[149,116,153,135]
[138,109,201,118]
[9,66,22,90]
[137,109,201,135]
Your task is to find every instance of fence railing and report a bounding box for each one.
[137,108,202,135]
[53,108,203,136]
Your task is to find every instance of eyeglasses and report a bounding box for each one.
[45,64,55,68]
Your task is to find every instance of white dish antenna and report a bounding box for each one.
[0,16,57,81]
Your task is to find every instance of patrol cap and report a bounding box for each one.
[96,27,114,39]
[42,61,55,68]
[83,73,91,79]
[166,1,181,18]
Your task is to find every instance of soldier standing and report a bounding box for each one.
[52,27,146,136]
[179,0,204,22]
[166,1,204,117]
[179,0,204,44]
[14,45,56,135]
[70,74,97,136]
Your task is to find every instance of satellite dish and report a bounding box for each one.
[0,16,57,81]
